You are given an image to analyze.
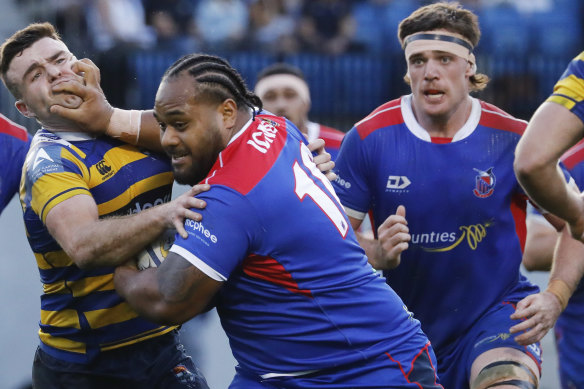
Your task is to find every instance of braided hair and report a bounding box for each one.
[162,53,263,116]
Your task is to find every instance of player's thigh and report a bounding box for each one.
[469,347,539,389]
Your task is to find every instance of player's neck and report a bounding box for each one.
[414,97,472,138]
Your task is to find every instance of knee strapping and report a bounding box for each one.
[471,360,538,389]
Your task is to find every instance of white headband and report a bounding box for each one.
[255,74,311,105]
[404,30,477,73]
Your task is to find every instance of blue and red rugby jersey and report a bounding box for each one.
[0,114,30,214]
[170,111,430,378]
[332,96,539,354]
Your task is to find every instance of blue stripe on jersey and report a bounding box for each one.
[40,289,121,312]
[39,186,90,221]
[39,265,114,285]
[90,156,170,202]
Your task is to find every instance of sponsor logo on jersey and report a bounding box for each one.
[413,220,493,252]
[33,148,55,170]
[95,159,114,179]
[474,332,511,348]
[473,167,496,198]
[386,175,411,192]
[185,219,218,244]
[247,119,278,154]
[126,193,172,214]
[334,175,351,189]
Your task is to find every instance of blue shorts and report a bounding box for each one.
[230,334,442,388]
[437,300,542,389]
[555,320,584,389]
[32,330,209,389]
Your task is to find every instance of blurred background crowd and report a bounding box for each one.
[0,0,582,132]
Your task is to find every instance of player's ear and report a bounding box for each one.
[15,100,36,119]
[220,98,237,128]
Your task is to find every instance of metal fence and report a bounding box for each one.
[0,51,574,134]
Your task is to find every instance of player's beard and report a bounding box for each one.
[172,126,224,186]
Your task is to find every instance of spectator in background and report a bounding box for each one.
[254,63,344,160]
[248,0,299,55]
[85,0,155,108]
[297,0,357,55]
[193,0,249,51]
[143,0,200,52]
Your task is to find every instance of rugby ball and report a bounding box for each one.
[136,229,176,270]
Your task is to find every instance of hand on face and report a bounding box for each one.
[50,58,114,135]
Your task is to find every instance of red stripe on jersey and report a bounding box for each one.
[242,254,313,298]
[479,101,527,135]
[355,99,403,140]
[205,114,288,195]
[561,139,584,169]
[318,124,345,149]
[431,137,452,144]
[0,114,28,141]
[510,192,528,252]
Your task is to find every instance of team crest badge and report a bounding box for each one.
[473,167,496,198]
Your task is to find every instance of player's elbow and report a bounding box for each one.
[513,149,547,187]
[147,301,201,326]
[64,243,101,270]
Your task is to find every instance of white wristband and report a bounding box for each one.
[106,108,142,145]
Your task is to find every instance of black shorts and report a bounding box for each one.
[32,331,209,389]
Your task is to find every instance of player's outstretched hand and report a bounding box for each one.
[509,291,562,345]
[165,184,211,239]
[308,138,336,181]
[50,58,114,136]
[375,205,410,269]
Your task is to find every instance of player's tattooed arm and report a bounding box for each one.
[114,253,221,325]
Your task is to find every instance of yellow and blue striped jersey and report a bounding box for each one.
[547,51,584,122]
[21,129,175,363]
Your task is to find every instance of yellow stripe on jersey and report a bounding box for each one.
[576,52,584,62]
[97,171,174,215]
[84,302,140,329]
[43,274,114,297]
[100,326,176,351]
[547,74,584,110]
[40,309,81,329]
[108,144,151,166]
[31,172,92,222]
[39,330,86,354]
[35,251,74,270]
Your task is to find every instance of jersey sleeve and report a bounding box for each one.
[169,185,259,281]
[25,143,90,223]
[546,52,584,122]
[0,133,31,212]
[331,127,372,220]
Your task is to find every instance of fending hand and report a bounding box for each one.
[50,58,114,136]
[167,184,211,239]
